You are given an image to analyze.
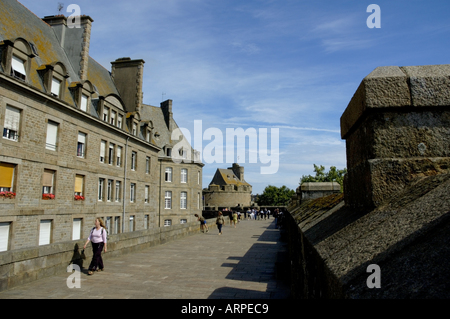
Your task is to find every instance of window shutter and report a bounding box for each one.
[43,170,54,187]
[51,78,61,96]
[46,121,58,150]
[4,106,20,131]
[0,222,11,252]
[72,219,81,240]
[39,220,52,246]
[11,56,26,76]
[100,141,106,160]
[80,94,88,111]
[0,163,14,188]
[78,132,86,144]
[74,175,83,193]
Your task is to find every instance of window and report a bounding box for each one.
[107,180,113,202]
[51,77,61,97]
[110,111,116,126]
[42,169,55,197]
[72,218,82,240]
[180,219,187,224]
[164,219,172,227]
[108,143,115,165]
[131,151,137,171]
[11,55,26,81]
[165,167,172,182]
[114,216,120,234]
[145,185,149,203]
[198,193,200,209]
[3,105,21,142]
[116,146,122,167]
[129,216,135,232]
[103,106,109,122]
[100,140,106,163]
[132,122,137,136]
[164,191,172,209]
[80,94,88,112]
[180,191,187,209]
[77,132,86,158]
[39,220,52,246]
[146,157,150,174]
[117,114,123,129]
[106,217,112,234]
[0,222,11,252]
[115,181,121,202]
[144,215,149,230]
[179,148,187,159]
[181,168,187,183]
[45,120,58,151]
[0,163,15,192]
[130,183,136,203]
[198,171,200,185]
[74,174,84,197]
[166,147,172,157]
[98,178,104,201]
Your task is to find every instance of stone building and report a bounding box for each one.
[203,163,252,210]
[0,0,202,289]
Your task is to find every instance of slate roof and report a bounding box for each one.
[209,168,251,187]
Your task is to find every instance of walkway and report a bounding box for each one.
[0,218,290,299]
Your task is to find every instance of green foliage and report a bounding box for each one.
[257,185,295,206]
[300,164,347,191]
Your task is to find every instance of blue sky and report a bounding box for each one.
[18,0,450,194]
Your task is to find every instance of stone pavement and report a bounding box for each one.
[0,218,290,299]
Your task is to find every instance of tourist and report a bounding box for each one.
[232,211,238,228]
[83,217,107,275]
[195,214,209,233]
[216,212,225,235]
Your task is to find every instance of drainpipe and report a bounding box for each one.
[159,159,163,228]
[122,137,129,233]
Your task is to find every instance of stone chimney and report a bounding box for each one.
[230,163,244,182]
[161,99,173,132]
[340,65,450,209]
[111,58,145,112]
[42,15,67,48]
[43,15,93,81]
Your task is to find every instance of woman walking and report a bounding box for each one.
[83,218,107,275]
[232,211,238,228]
[216,212,225,235]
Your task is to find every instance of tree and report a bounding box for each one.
[257,185,295,206]
[300,164,347,191]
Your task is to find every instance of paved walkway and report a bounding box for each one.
[0,218,290,299]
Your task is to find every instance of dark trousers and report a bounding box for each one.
[218,224,223,233]
[89,242,104,271]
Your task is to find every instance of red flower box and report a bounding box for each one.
[42,193,55,200]
[0,191,16,199]
[74,195,85,201]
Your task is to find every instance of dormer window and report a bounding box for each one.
[38,61,68,99]
[132,122,137,136]
[11,55,26,81]
[69,80,94,112]
[1,38,36,84]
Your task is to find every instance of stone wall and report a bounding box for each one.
[0,217,218,291]
[285,64,450,299]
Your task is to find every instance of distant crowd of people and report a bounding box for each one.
[195,208,285,235]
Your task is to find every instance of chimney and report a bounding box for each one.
[42,15,67,48]
[230,163,244,182]
[161,99,173,132]
[111,58,145,112]
[45,14,93,81]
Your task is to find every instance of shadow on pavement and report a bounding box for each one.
[208,220,291,299]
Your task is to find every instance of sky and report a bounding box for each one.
[17,0,450,194]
